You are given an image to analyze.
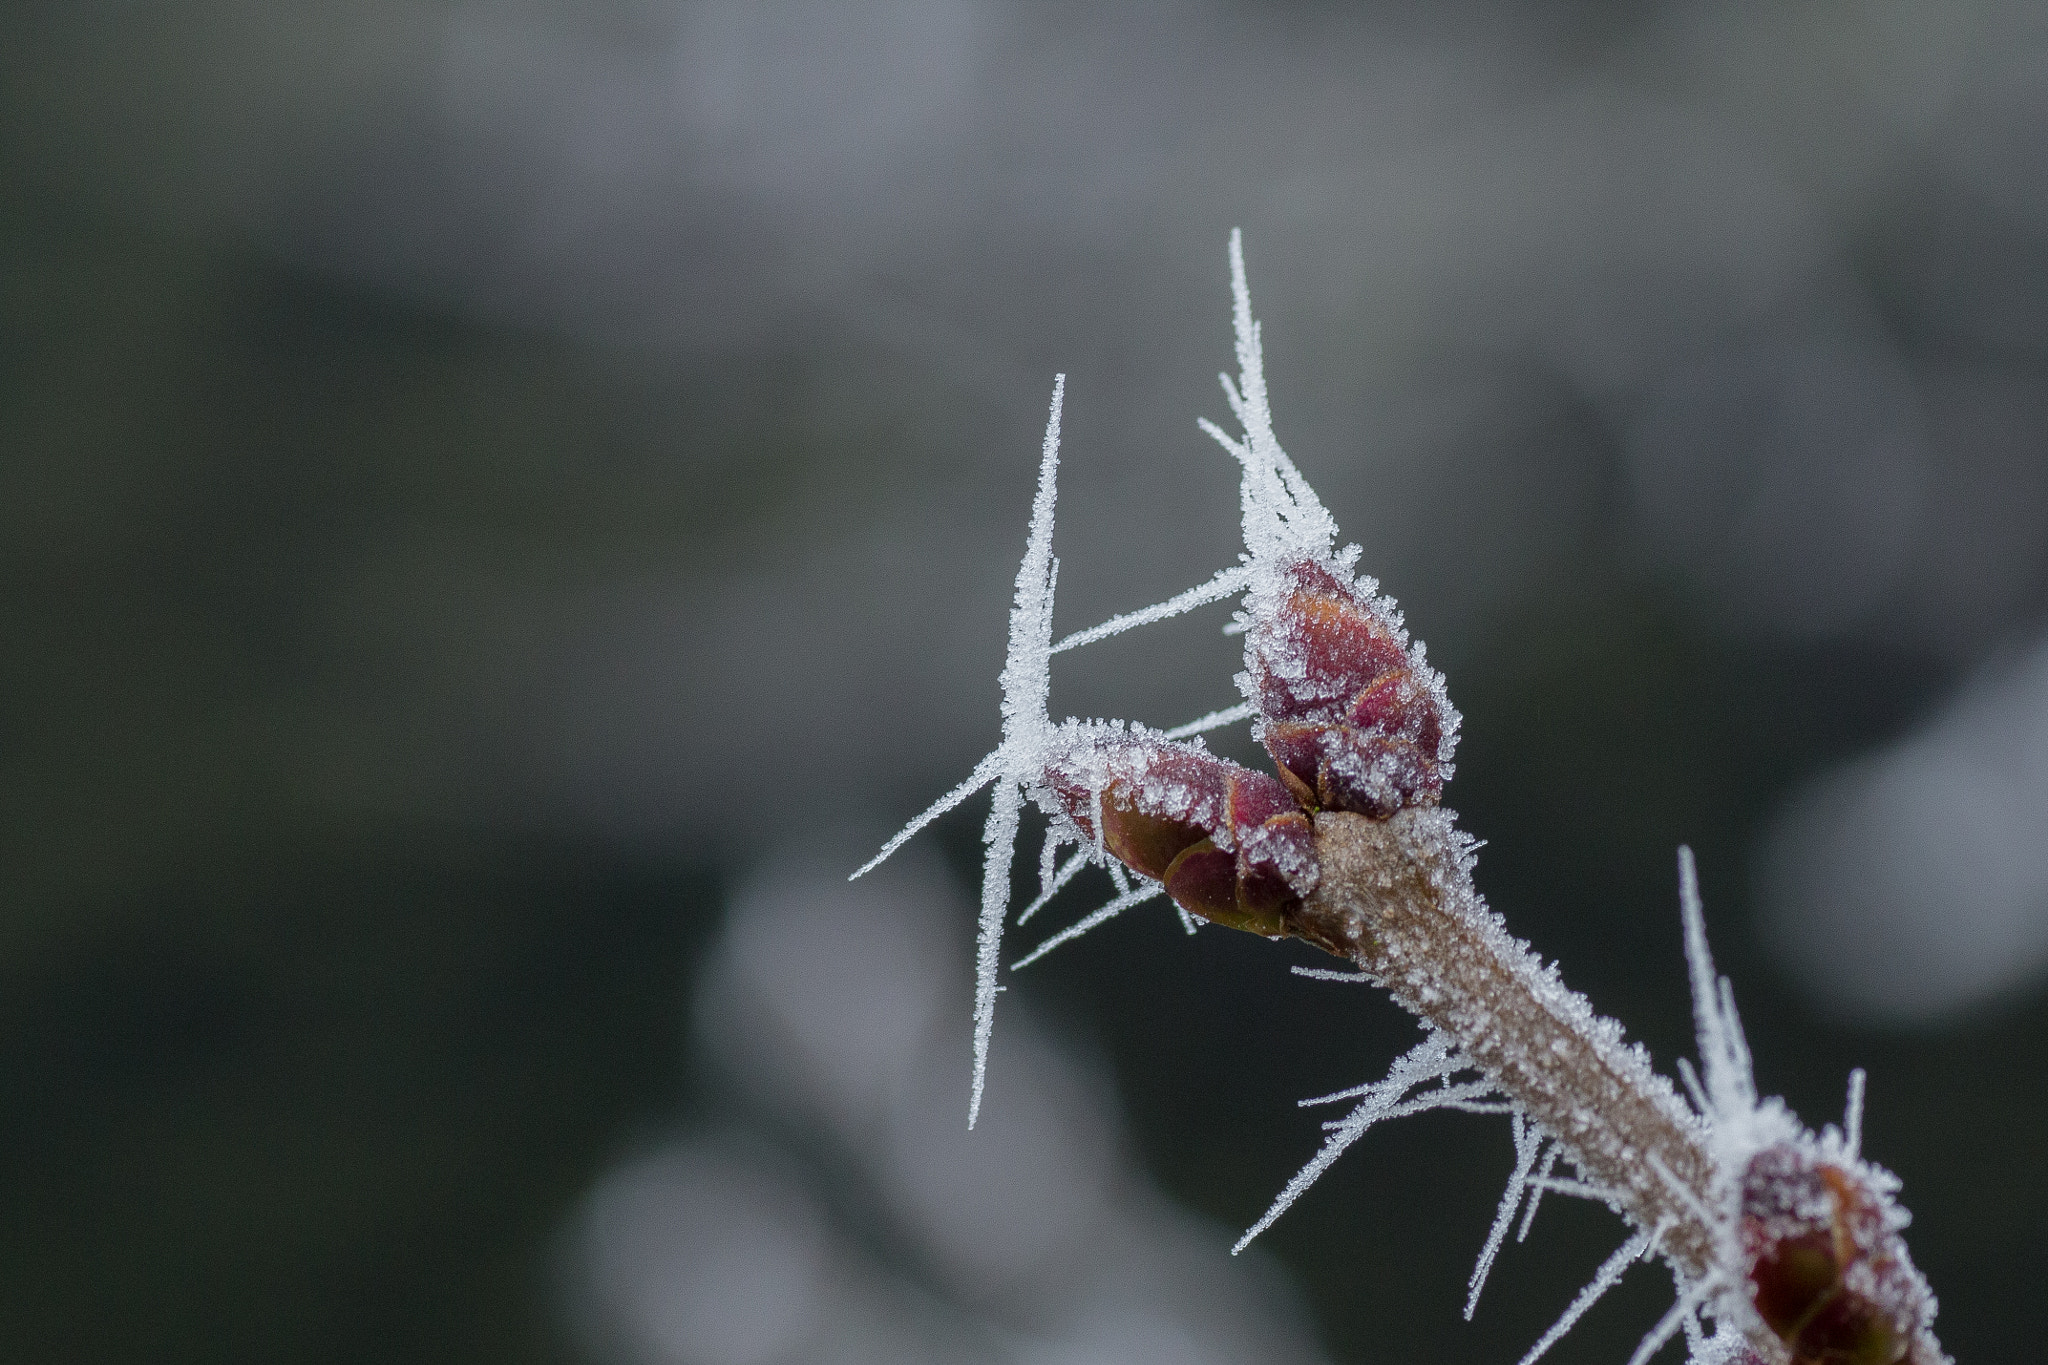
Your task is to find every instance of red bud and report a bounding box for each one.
[1040,730,1317,936]
[1741,1145,1920,1365]
[1246,561,1452,817]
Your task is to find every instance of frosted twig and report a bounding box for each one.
[1301,814,1716,1277]
[1050,565,1249,654]
[1466,1115,1543,1320]
[1011,881,1165,969]
[1514,1229,1654,1365]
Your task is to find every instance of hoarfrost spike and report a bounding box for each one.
[1016,849,1090,926]
[968,780,1022,1128]
[850,752,1001,882]
[1845,1066,1867,1161]
[968,373,1068,1128]
[1466,1114,1543,1319]
[1624,1275,1718,1365]
[1208,228,1343,580]
[1290,965,1375,984]
[1678,846,1756,1129]
[1516,1143,1561,1242]
[1011,882,1166,969]
[1051,565,1249,653]
[1234,1031,1459,1252]
[1514,1228,1655,1365]
[1160,700,1255,740]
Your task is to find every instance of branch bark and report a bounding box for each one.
[1287,810,1724,1285]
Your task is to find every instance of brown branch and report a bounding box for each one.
[1286,810,1737,1315]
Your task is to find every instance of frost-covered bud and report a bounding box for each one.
[1245,560,1454,818]
[1740,1144,1932,1365]
[1040,730,1317,935]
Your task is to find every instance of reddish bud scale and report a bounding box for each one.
[1246,561,1451,818]
[1040,731,1317,936]
[1740,1145,1928,1365]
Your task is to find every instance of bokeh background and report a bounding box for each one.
[5,2,2047,1361]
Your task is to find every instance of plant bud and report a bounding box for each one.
[1740,1144,1927,1365]
[1040,730,1317,935]
[1245,561,1452,818]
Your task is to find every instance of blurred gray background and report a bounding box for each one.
[5,1,2046,1361]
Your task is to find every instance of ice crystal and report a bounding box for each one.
[1010,880,1165,969]
[1680,847,1759,1149]
[1465,1114,1543,1320]
[852,374,1069,1127]
[1516,1227,1659,1365]
[1233,1028,1490,1253]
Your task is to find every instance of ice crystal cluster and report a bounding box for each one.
[855,234,1946,1365]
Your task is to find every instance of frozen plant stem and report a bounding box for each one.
[859,233,1945,1365]
[1297,810,1718,1278]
